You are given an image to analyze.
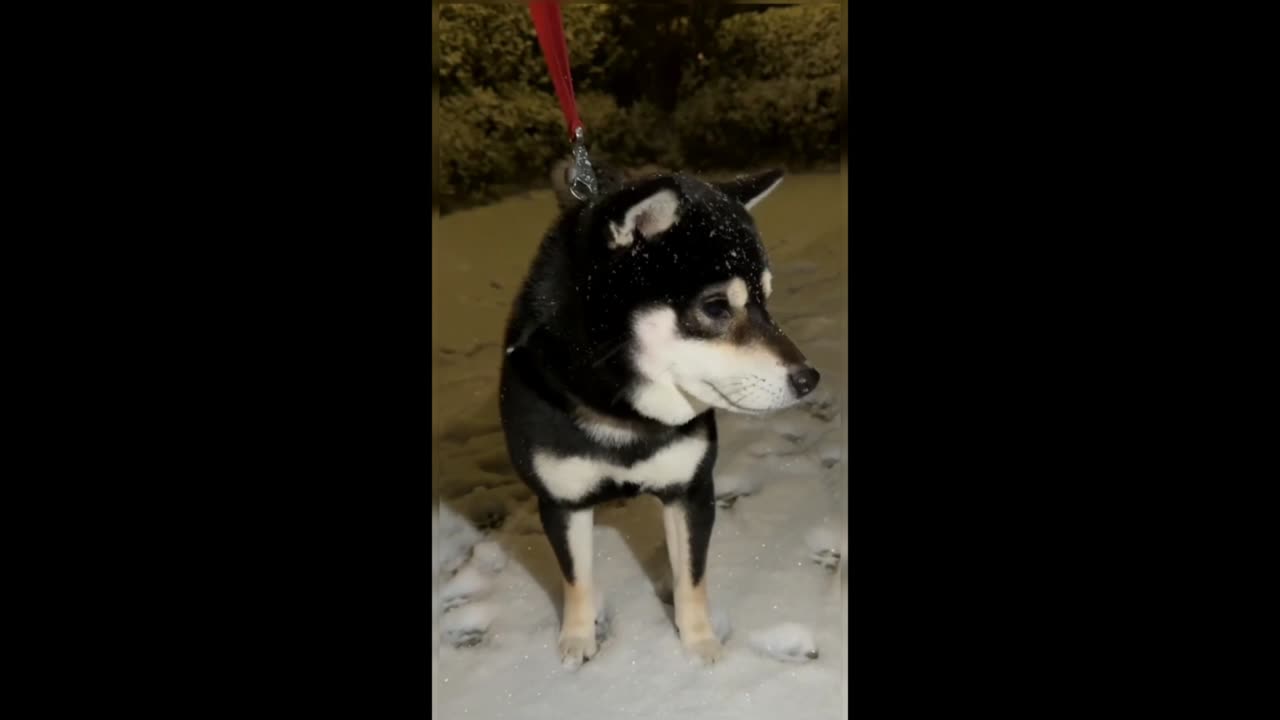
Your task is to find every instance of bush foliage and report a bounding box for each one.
[674,75,841,170]
[436,3,842,209]
[437,4,616,96]
[687,4,841,86]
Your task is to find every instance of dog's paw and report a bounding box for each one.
[558,633,598,668]
[683,635,724,665]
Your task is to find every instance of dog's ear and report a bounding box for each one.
[550,157,579,210]
[600,178,682,249]
[716,169,784,211]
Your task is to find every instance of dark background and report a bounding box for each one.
[37,0,1228,716]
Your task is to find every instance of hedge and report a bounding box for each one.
[681,4,841,92]
[435,4,843,209]
[438,88,678,208]
[437,4,615,97]
[673,75,841,170]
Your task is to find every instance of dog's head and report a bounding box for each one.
[575,169,820,426]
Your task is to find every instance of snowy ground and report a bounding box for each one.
[431,172,848,720]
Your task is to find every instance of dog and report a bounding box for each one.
[500,159,820,667]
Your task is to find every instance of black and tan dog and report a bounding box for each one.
[500,161,820,666]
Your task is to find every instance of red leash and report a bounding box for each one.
[528,0,597,198]
[528,0,582,139]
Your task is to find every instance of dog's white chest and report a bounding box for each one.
[532,435,709,502]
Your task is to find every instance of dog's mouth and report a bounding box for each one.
[702,381,772,415]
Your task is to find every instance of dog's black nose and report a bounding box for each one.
[788,366,820,398]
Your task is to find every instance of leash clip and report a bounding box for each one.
[568,126,597,201]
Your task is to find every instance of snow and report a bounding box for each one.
[748,622,820,663]
[432,173,847,719]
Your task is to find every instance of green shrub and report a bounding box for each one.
[438,89,678,208]
[437,4,614,97]
[438,87,559,206]
[435,3,842,207]
[674,75,841,169]
[582,98,682,170]
[681,5,841,93]
[673,5,842,170]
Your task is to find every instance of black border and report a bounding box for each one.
[52,0,1223,715]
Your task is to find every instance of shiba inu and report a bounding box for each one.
[500,161,819,667]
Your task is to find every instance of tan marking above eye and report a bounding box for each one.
[726,277,749,308]
[761,269,773,298]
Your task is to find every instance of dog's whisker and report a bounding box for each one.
[590,338,631,368]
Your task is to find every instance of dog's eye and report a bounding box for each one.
[701,298,732,320]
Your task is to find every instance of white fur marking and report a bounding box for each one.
[566,509,594,581]
[761,269,773,298]
[629,306,802,416]
[559,508,597,665]
[630,382,701,426]
[609,189,680,248]
[531,434,710,502]
[726,277,748,308]
[628,306,703,424]
[742,175,783,211]
[575,406,641,446]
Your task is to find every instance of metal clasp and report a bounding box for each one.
[567,126,597,201]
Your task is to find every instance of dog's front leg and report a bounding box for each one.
[539,500,597,667]
[663,474,722,664]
